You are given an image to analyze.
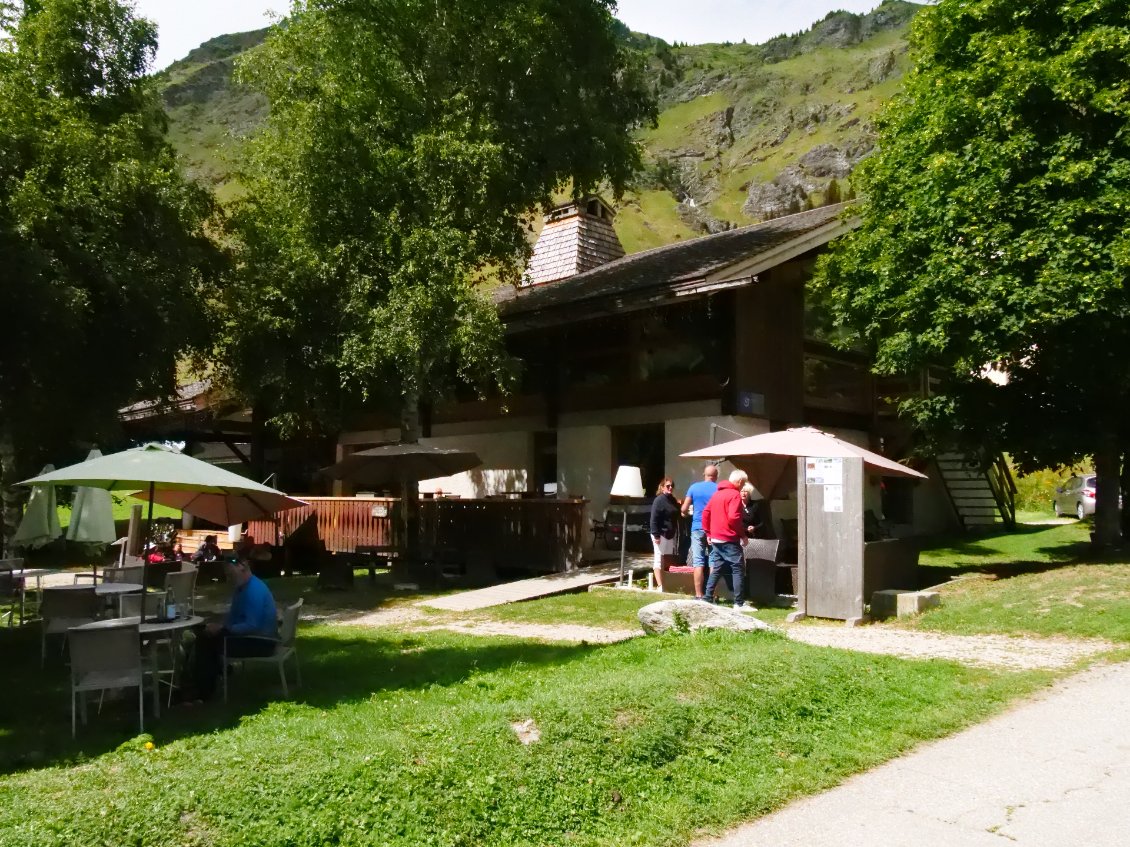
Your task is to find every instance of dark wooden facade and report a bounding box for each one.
[430,252,877,437]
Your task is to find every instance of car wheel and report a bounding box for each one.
[1076,502,1085,521]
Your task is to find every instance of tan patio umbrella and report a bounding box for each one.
[321,442,482,487]
[681,426,926,497]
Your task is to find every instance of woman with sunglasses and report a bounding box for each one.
[649,477,680,592]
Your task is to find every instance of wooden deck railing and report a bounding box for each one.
[248,496,587,572]
[247,497,399,553]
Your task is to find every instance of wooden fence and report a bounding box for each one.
[248,496,587,573]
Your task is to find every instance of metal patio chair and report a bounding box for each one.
[0,558,26,625]
[40,586,101,666]
[67,620,145,737]
[223,599,304,702]
[163,569,198,617]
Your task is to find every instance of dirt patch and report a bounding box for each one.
[786,625,1112,671]
[413,620,637,644]
[340,607,429,628]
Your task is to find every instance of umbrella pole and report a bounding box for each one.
[618,511,628,586]
[145,483,154,564]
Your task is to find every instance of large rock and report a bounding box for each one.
[798,144,853,179]
[741,176,810,220]
[638,600,779,636]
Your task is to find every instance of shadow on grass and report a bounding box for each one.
[917,521,1094,584]
[0,621,597,776]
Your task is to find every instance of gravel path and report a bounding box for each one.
[335,604,1112,669]
[784,624,1112,670]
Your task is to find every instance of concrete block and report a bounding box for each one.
[898,590,940,617]
[870,589,902,620]
[871,589,941,619]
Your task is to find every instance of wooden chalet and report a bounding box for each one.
[336,198,962,555]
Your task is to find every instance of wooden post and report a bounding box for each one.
[789,455,865,624]
[126,504,144,557]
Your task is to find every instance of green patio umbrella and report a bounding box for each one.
[20,444,304,611]
[12,464,62,550]
[64,449,117,546]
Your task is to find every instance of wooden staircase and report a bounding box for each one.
[934,453,1016,531]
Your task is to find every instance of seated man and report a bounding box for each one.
[187,557,278,701]
[192,534,222,563]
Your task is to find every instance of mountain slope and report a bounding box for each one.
[158,1,923,248]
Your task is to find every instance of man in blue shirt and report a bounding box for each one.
[681,464,718,600]
[188,558,278,701]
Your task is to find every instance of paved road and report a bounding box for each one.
[696,660,1130,847]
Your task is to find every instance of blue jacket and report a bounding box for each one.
[225,574,278,638]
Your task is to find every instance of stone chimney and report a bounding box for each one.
[523,196,625,286]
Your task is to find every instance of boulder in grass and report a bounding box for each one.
[638,600,779,636]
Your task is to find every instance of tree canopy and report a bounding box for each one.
[0,0,225,546]
[217,0,656,439]
[814,0,1130,542]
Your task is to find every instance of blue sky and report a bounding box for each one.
[135,0,892,70]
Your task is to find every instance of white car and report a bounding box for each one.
[1053,475,1122,520]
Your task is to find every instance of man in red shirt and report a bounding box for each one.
[700,469,750,607]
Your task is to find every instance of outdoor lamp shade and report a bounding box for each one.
[610,466,645,497]
[609,465,644,587]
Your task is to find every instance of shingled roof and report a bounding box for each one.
[496,203,853,329]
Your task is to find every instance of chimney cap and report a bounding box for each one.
[545,195,617,224]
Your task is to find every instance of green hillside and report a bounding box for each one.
[158,1,923,248]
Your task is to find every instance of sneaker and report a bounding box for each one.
[735,604,759,613]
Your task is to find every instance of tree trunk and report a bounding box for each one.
[0,430,22,558]
[399,385,422,572]
[250,398,267,484]
[1092,423,1122,548]
[1120,449,1130,540]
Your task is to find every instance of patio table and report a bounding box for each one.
[73,615,205,718]
[49,582,144,596]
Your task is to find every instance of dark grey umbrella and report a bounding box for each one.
[321,442,482,486]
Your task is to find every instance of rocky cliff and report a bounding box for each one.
[157,1,923,249]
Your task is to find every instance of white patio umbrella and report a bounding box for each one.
[64,449,117,545]
[12,464,62,550]
[681,426,927,498]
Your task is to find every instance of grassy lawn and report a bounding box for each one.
[4,513,1126,846]
[911,517,1130,643]
[0,621,1047,847]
